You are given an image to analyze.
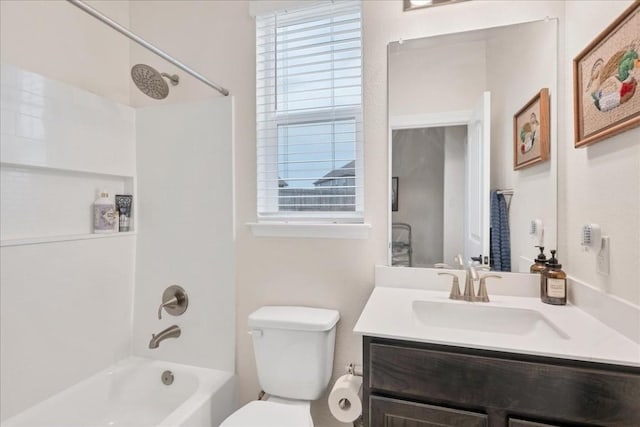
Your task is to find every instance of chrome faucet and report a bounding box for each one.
[148,325,181,349]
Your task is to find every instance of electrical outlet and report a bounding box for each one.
[597,236,610,275]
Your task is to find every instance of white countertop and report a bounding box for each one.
[354,286,640,367]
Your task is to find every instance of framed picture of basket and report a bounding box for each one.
[513,88,550,170]
[573,2,640,148]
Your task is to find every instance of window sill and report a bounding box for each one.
[247,222,371,239]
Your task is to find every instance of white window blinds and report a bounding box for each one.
[256,1,363,222]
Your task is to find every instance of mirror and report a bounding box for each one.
[388,19,558,272]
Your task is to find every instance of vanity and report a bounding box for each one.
[364,336,639,427]
[354,271,640,427]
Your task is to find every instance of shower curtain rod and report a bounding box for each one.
[66,0,230,97]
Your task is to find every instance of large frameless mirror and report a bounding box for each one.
[387,19,558,273]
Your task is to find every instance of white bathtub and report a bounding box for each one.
[1,357,235,427]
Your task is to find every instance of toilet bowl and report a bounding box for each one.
[220,306,340,427]
[220,397,312,427]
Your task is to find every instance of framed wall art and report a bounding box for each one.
[573,2,640,148]
[403,0,469,12]
[391,177,399,212]
[514,88,550,170]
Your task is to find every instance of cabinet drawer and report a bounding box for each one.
[368,342,640,426]
[508,419,560,427]
[370,396,487,427]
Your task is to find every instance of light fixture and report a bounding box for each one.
[403,0,469,12]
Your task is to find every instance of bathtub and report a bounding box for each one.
[1,357,235,427]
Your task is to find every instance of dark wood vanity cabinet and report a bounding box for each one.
[363,336,640,427]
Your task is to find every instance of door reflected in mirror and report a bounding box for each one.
[388,19,558,273]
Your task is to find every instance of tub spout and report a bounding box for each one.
[148,325,181,349]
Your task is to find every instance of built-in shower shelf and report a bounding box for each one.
[0,161,135,180]
[1,232,137,247]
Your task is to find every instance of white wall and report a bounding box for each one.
[389,39,487,116]
[485,21,558,270]
[128,0,251,108]
[392,128,445,267]
[0,0,131,105]
[133,98,235,372]
[561,1,640,304]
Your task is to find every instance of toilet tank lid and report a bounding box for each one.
[249,306,340,331]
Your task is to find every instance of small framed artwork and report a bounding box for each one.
[513,88,550,170]
[573,2,640,148]
[391,177,399,212]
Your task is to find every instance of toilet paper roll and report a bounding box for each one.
[328,374,363,423]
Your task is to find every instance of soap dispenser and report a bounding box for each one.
[530,246,547,274]
[541,250,567,305]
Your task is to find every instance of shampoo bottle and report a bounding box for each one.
[541,250,567,305]
[93,190,117,233]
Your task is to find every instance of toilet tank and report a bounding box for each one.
[248,306,340,400]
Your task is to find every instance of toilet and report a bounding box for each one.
[220,306,340,427]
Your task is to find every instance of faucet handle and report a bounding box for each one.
[438,272,461,300]
[434,263,451,269]
[453,254,464,269]
[158,296,178,319]
[157,285,188,320]
[477,274,502,302]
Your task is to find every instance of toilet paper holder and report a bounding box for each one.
[340,363,364,427]
[345,362,363,377]
[340,363,362,410]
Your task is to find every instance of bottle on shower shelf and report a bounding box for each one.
[115,194,133,232]
[93,189,117,234]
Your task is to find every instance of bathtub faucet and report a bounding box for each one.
[148,325,181,349]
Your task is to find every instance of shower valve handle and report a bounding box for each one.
[157,296,178,319]
[157,285,189,319]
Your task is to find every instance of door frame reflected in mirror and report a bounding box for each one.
[387,103,490,268]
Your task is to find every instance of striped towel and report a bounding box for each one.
[490,191,511,272]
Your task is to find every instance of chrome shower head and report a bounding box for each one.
[131,64,179,100]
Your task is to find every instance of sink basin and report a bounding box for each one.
[412,300,569,340]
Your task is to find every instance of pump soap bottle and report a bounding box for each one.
[541,250,567,305]
[530,246,547,274]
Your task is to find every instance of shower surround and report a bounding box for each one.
[0,61,235,422]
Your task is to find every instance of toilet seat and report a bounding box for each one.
[220,399,313,427]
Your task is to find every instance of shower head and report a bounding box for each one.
[131,64,179,100]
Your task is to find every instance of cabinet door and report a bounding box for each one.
[370,396,487,427]
[367,340,640,426]
[509,420,560,427]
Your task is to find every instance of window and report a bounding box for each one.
[256,1,363,222]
